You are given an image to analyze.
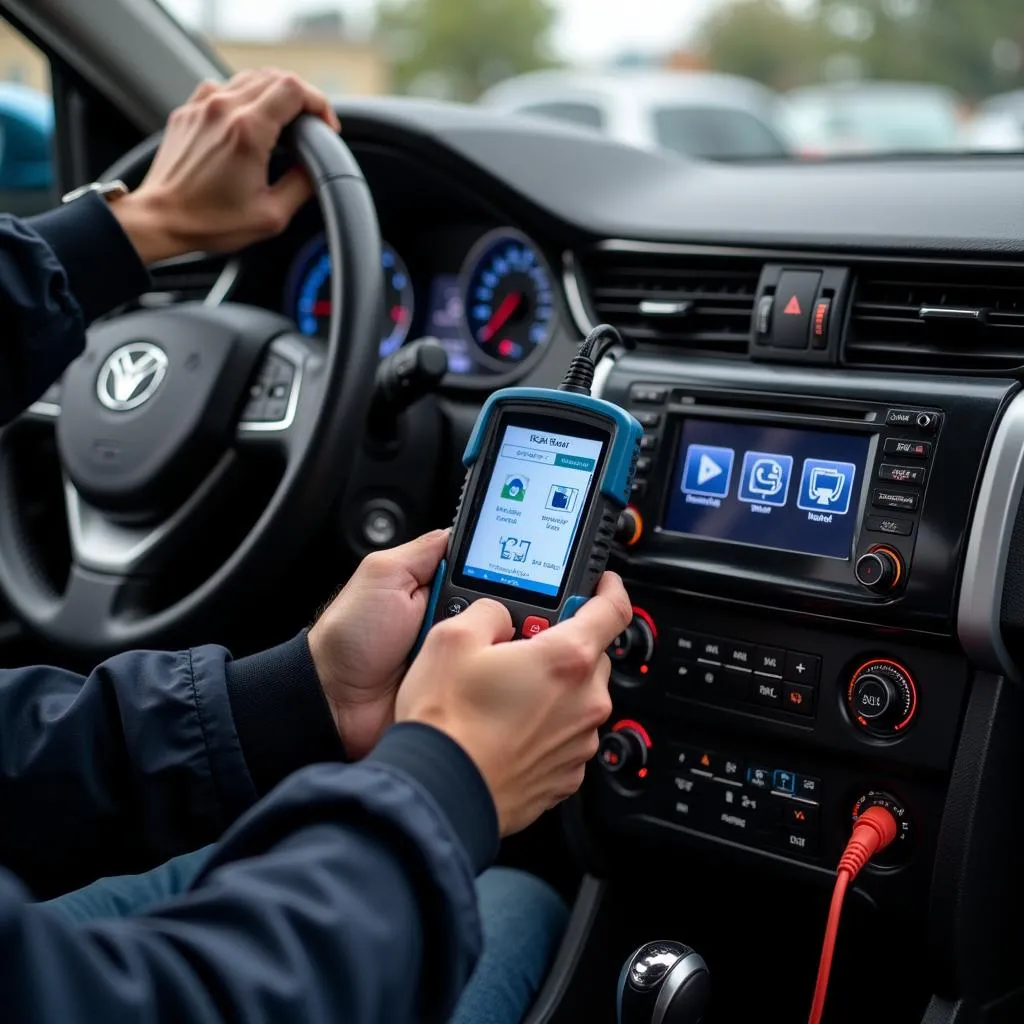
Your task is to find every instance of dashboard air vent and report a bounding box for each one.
[579,249,761,357]
[845,264,1024,371]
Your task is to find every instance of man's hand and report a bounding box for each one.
[111,69,341,265]
[307,530,448,761]
[396,572,632,836]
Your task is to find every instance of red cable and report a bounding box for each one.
[807,806,899,1024]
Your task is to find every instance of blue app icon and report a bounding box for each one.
[737,451,793,507]
[682,444,734,498]
[797,459,857,515]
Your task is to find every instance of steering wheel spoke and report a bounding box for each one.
[235,334,325,457]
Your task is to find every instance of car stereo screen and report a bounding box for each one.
[460,423,605,598]
[662,419,872,559]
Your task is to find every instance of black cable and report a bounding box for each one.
[558,324,630,395]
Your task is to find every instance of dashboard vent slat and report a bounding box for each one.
[579,251,761,357]
[845,264,1024,371]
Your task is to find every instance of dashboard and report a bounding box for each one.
[211,99,1024,1023]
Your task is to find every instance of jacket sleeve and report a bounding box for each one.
[0,193,150,425]
[0,632,344,898]
[1,725,499,1024]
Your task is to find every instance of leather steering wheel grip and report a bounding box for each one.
[0,115,383,652]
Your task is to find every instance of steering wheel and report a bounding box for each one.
[0,116,383,654]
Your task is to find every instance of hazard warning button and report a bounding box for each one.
[771,270,821,350]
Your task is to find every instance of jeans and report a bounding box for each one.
[41,846,567,1024]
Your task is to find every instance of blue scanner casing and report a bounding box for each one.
[414,387,643,652]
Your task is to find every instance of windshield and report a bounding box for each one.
[160,0,1024,161]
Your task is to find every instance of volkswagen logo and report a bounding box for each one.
[96,342,169,411]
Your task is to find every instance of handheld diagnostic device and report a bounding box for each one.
[417,325,643,643]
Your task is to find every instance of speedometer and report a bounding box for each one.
[461,229,556,368]
[288,235,414,357]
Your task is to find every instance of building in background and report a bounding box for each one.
[0,18,390,98]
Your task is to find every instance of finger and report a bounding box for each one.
[434,597,515,646]
[251,71,340,132]
[265,166,314,231]
[187,78,223,104]
[534,572,633,663]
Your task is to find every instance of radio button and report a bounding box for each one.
[784,651,821,685]
[783,682,815,716]
[781,801,819,829]
[630,479,647,499]
[746,766,772,789]
[640,433,658,451]
[636,455,653,474]
[630,385,667,404]
[878,463,926,486]
[724,640,756,670]
[885,409,917,428]
[754,646,785,676]
[873,488,919,511]
[633,410,661,428]
[672,630,700,657]
[883,437,932,459]
[698,637,725,663]
[777,828,819,857]
[752,677,783,708]
[865,514,914,536]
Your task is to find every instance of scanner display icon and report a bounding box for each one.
[682,444,734,499]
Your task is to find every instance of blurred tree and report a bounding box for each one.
[697,0,1024,99]
[377,0,558,100]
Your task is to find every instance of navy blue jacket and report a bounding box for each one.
[0,195,499,1022]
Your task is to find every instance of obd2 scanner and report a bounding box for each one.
[416,325,643,646]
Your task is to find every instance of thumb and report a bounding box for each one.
[446,598,516,646]
[267,166,314,228]
[399,529,450,588]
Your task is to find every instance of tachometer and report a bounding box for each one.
[461,229,556,368]
[289,236,414,357]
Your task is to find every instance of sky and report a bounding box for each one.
[161,0,718,63]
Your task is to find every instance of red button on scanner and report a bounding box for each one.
[522,615,551,638]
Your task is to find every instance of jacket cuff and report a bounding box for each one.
[226,631,345,796]
[27,192,151,324]
[366,723,499,875]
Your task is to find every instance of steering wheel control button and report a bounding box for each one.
[783,682,815,716]
[783,651,820,685]
[883,437,932,459]
[242,354,296,423]
[846,659,919,735]
[865,514,914,537]
[521,615,550,638]
[771,270,821,349]
[810,298,831,349]
[444,596,470,618]
[878,463,926,486]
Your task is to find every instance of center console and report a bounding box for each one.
[581,355,1015,901]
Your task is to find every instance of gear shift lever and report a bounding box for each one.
[617,941,710,1024]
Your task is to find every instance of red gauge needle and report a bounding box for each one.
[313,300,332,316]
[480,291,523,342]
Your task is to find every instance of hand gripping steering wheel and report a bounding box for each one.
[0,116,382,654]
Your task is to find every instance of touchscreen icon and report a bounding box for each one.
[546,485,579,513]
[500,474,529,502]
[499,537,532,562]
[738,451,793,507]
[797,459,857,515]
[682,444,734,499]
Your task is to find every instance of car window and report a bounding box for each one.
[0,20,54,215]
[652,105,788,160]
[516,102,605,131]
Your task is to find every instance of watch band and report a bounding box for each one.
[61,180,129,205]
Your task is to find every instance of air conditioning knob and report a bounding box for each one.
[846,658,918,736]
[609,608,657,678]
[855,546,904,593]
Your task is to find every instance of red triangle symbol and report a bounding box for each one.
[783,295,802,316]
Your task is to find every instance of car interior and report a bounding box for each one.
[3,1,1024,1022]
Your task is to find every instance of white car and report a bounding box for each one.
[477,70,791,161]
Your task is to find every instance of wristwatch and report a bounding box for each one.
[61,180,129,205]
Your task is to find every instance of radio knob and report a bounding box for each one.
[855,547,904,593]
[846,659,918,736]
[610,608,657,677]
[615,506,644,546]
